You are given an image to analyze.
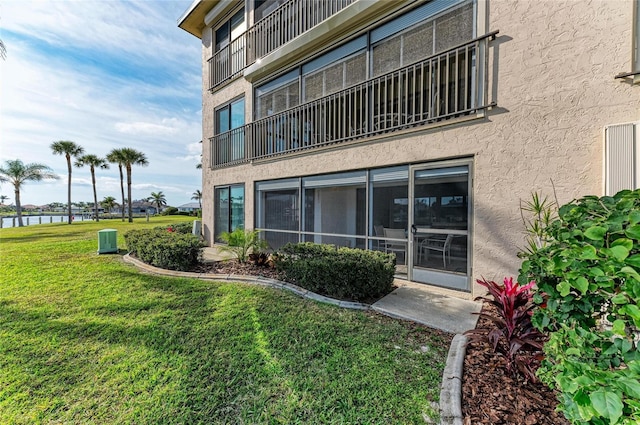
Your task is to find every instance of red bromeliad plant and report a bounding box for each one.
[465,277,545,382]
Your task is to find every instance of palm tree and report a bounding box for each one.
[75,154,109,222]
[0,195,9,205]
[0,39,6,60]
[106,149,127,222]
[150,191,167,214]
[0,160,58,226]
[118,148,149,222]
[51,140,84,224]
[101,196,117,214]
[191,189,202,211]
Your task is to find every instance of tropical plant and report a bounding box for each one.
[50,140,84,224]
[218,228,268,264]
[520,189,640,424]
[75,155,109,222]
[116,148,148,223]
[149,191,167,214]
[191,189,202,211]
[464,277,544,382]
[0,160,58,226]
[106,149,127,222]
[519,191,558,255]
[101,196,117,214]
[0,195,9,204]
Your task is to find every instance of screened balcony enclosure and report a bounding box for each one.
[208,0,355,91]
[210,32,496,168]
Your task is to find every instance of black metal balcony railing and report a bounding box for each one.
[247,0,355,64]
[210,32,497,168]
[208,36,246,88]
[208,0,355,91]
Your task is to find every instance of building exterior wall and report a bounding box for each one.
[193,0,639,298]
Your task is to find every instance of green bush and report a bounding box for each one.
[155,222,193,234]
[160,206,178,216]
[519,189,640,425]
[273,242,396,302]
[124,228,204,271]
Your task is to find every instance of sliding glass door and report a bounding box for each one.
[409,162,471,291]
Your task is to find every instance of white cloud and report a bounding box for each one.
[0,0,203,206]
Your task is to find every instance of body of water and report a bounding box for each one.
[0,215,91,228]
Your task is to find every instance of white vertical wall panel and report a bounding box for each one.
[605,122,639,196]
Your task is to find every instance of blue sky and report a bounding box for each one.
[0,0,203,207]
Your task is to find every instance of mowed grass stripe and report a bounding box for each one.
[0,217,451,424]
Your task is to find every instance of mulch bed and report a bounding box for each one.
[194,260,281,280]
[462,302,570,425]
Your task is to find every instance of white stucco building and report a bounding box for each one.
[179,0,640,298]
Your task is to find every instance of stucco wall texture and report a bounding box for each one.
[199,0,639,298]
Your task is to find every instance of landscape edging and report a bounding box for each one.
[122,253,369,310]
[439,334,468,425]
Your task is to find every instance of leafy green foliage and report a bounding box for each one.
[465,277,543,382]
[157,222,193,234]
[273,242,396,302]
[218,228,268,263]
[519,189,640,424]
[125,227,204,271]
[160,206,179,215]
[519,191,557,255]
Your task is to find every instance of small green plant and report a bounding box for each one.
[519,190,557,255]
[519,189,640,424]
[218,227,268,263]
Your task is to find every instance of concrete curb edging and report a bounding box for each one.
[122,253,370,311]
[439,334,468,425]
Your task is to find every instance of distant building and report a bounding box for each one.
[177,202,201,213]
[113,201,158,215]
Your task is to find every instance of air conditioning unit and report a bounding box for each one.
[604,121,640,196]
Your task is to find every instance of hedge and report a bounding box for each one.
[124,228,204,271]
[273,242,396,302]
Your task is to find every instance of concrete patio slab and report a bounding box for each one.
[371,280,482,334]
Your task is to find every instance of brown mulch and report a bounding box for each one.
[194,259,281,280]
[462,302,570,425]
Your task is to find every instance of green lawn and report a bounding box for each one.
[0,217,452,424]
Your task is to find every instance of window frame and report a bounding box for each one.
[253,0,476,118]
[214,8,246,53]
[215,96,245,135]
[214,183,245,243]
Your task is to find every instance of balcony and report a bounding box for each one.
[210,32,497,168]
[247,0,356,64]
[208,0,355,91]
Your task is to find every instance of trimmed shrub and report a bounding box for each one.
[124,228,204,271]
[519,189,640,425]
[160,207,178,216]
[156,222,193,234]
[273,242,396,302]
